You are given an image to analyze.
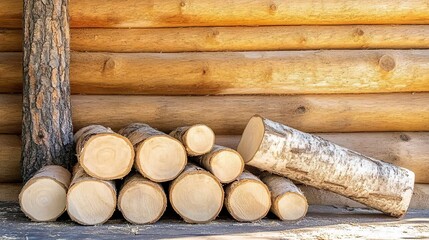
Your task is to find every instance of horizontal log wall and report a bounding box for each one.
[0,135,20,182]
[216,133,429,183]
[1,51,429,95]
[2,0,429,28]
[2,26,429,52]
[1,93,429,134]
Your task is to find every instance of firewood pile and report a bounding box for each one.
[18,115,414,225]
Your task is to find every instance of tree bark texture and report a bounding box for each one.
[22,0,73,182]
[238,116,415,217]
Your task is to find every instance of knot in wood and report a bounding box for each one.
[399,134,410,142]
[180,1,186,7]
[103,58,116,72]
[379,55,396,72]
[295,106,307,114]
[270,4,277,11]
[354,28,365,36]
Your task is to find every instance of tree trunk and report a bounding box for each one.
[224,171,271,222]
[260,173,308,221]
[118,173,167,224]
[22,0,73,182]
[19,165,71,222]
[237,115,415,217]
[192,145,244,184]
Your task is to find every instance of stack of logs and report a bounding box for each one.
[19,116,414,225]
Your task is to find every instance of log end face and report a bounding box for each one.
[67,181,116,225]
[80,133,134,180]
[226,180,271,222]
[170,172,223,223]
[137,136,187,182]
[118,182,167,224]
[211,149,244,183]
[237,115,265,163]
[186,124,215,156]
[19,178,67,222]
[276,193,308,221]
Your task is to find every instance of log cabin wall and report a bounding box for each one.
[0,0,429,202]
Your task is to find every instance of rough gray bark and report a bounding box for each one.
[22,0,73,182]
[237,115,415,217]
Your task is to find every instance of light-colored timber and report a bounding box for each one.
[170,125,215,156]
[19,166,71,222]
[119,123,187,182]
[301,184,429,210]
[74,125,134,180]
[169,163,224,223]
[225,171,271,222]
[3,0,429,28]
[2,50,429,95]
[67,164,116,225]
[217,133,429,183]
[260,173,308,221]
[193,145,244,184]
[4,26,429,53]
[237,115,415,217]
[1,94,429,135]
[0,135,20,182]
[118,173,167,224]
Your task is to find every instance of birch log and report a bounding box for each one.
[19,165,71,221]
[225,171,271,222]
[169,163,224,223]
[118,173,167,224]
[74,125,134,180]
[67,164,116,225]
[119,123,187,182]
[260,173,308,221]
[237,115,415,217]
[170,125,215,156]
[193,145,244,183]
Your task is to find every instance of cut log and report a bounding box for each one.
[260,173,308,221]
[2,0,429,28]
[119,123,187,182]
[170,125,215,156]
[22,0,74,182]
[225,171,271,222]
[193,145,244,184]
[237,115,415,217]
[67,164,116,225]
[74,125,134,180]
[19,165,71,221]
[4,50,429,95]
[70,25,429,52]
[118,173,167,224]
[2,93,429,135]
[169,163,223,223]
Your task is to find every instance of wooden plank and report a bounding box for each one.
[3,0,429,28]
[71,25,429,52]
[1,50,429,95]
[301,184,429,210]
[0,135,20,182]
[1,93,429,135]
[4,26,429,53]
[0,29,21,52]
[217,133,429,183]
[0,183,21,202]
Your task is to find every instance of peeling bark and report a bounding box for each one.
[22,0,73,182]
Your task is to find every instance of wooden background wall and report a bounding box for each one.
[0,0,429,203]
